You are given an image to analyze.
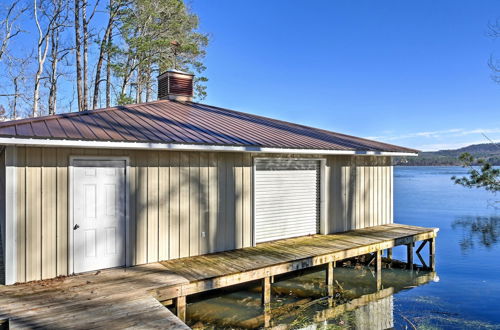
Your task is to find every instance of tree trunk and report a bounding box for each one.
[74,0,83,111]
[120,55,134,96]
[92,0,115,110]
[136,65,142,104]
[48,28,60,115]
[82,0,89,110]
[12,77,18,119]
[145,64,152,102]
[105,32,112,108]
[33,0,51,117]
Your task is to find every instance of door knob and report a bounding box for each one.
[73,224,80,230]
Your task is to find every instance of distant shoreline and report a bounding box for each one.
[393,142,499,167]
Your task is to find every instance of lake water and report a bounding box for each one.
[183,166,500,329]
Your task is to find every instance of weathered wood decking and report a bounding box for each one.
[0,223,437,329]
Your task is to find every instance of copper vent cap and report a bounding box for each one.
[158,69,194,102]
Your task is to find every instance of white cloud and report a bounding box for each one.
[416,140,488,152]
[365,128,500,142]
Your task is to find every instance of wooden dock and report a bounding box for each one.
[0,223,437,329]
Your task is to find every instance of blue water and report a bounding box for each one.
[185,166,500,329]
[391,166,500,328]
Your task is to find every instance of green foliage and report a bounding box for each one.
[116,93,135,106]
[115,0,209,100]
[451,152,500,192]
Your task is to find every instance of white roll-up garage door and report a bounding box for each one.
[255,159,320,243]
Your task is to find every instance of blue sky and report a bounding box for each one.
[190,0,500,151]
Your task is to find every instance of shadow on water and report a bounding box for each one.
[183,263,438,329]
[452,216,500,252]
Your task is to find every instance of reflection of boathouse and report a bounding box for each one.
[186,265,438,329]
[354,293,394,330]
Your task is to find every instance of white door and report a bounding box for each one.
[73,159,126,273]
[254,159,320,243]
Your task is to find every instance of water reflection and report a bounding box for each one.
[452,216,500,251]
[186,266,438,329]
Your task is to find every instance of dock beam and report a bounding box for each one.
[407,243,414,270]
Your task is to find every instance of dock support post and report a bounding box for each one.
[326,261,336,306]
[262,276,271,307]
[387,248,392,259]
[262,276,272,327]
[176,296,186,322]
[375,250,382,291]
[407,243,414,270]
[429,238,436,271]
[326,261,335,289]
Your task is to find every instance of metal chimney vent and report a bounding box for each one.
[158,69,194,102]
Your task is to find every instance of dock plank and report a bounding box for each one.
[0,223,436,328]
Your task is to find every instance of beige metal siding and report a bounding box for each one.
[326,155,393,232]
[8,147,392,283]
[0,148,5,284]
[11,147,254,282]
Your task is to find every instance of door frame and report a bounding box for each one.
[252,157,327,246]
[68,156,130,274]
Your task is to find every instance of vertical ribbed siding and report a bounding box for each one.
[8,147,393,283]
[326,155,393,233]
[11,147,254,283]
[0,148,5,284]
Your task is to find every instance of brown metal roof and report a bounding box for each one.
[0,100,418,153]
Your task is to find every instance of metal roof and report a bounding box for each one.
[0,100,418,154]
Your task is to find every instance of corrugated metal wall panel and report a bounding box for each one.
[255,159,320,243]
[325,155,393,233]
[11,147,254,283]
[0,148,5,285]
[9,148,393,283]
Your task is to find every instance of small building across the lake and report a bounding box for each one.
[0,70,418,285]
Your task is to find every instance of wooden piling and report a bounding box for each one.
[375,250,382,291]
[326,261,335,305]
[429,238,436,271]
[407,243,414,270]
[176,296,186,322]
[262,276,271,306]
[326,261,334,287]
[387,248,392,259]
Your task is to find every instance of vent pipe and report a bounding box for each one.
[158,69,194,102]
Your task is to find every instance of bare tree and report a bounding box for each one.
[74,0,83,111]
[47,13,71,115]
[92,0,123,109]
[0,1,27,62]
[5,55,31,119]
[34,0,52,117]
[81,0,88,110]
[73,0,98,111]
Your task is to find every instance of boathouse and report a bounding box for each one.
[0,70,418,285]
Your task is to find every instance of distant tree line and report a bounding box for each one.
[394,143,500,166]
[0,0,208,119]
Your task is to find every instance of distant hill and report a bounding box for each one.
[394,143,500,166]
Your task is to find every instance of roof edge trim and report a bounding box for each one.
[0,137,418,157]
